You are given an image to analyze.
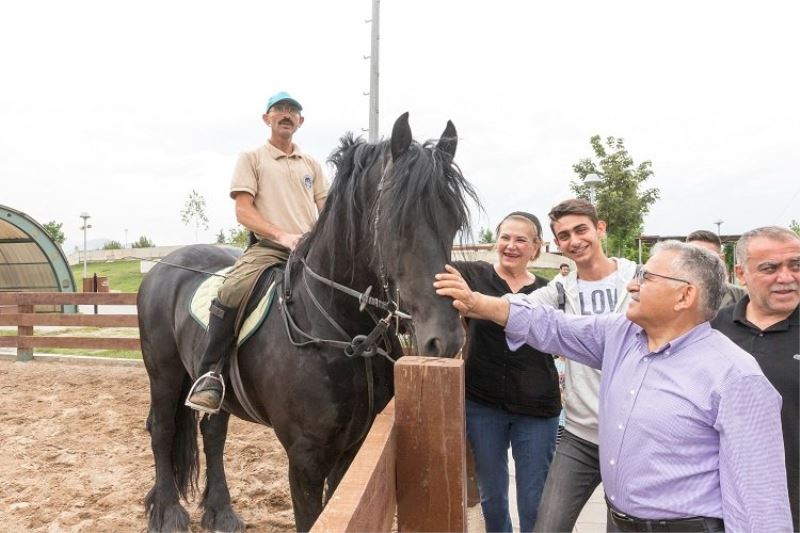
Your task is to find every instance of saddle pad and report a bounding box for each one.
[189,267,278,347]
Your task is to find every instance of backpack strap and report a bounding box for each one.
[555,281,567,311]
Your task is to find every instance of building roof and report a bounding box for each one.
[638,234,742,245]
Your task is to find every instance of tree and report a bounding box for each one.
[478,227,494,244]
[228,226,250,248]
[571,135,660,259]
[180,190,209,242]
[214,226,249,247]
[42,220,65,245]
[132,235,155,248]
[790,219,800,236]
[103,240,122,250]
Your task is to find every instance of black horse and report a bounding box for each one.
[138,113,478,532]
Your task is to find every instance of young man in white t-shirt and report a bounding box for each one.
[526,198,637,532]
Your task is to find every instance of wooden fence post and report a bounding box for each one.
[17,304,33,362]
[395,356,466,532]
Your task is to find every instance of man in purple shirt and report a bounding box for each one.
[436,240,791,532]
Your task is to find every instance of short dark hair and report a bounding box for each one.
[548,198,599,235]
[686,230,721,249]
[559,263,569,269]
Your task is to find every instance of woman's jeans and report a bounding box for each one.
[466,399,559,532]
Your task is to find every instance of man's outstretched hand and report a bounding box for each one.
[434,264,480,316]
[435,264,511,327]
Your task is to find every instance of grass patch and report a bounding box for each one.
[34,348,142,359]
[1,326,143,360]
[70,260,145,292]
[531,267,559,281]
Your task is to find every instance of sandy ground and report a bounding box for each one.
[0,357,294,532]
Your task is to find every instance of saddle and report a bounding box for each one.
[189,265,282,346]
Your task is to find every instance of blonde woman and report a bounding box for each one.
[454,212,560,532]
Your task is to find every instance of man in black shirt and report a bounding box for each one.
[711,225,800,530]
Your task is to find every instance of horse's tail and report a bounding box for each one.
[144,374,199,510]
[173,374,200,499]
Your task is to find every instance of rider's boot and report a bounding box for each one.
[186,298,238,413]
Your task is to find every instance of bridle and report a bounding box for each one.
[279,257,411,363]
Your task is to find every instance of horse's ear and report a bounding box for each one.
[437,120,458,159]
[391,112,412,162]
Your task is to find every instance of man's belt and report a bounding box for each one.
[606,500,724,532]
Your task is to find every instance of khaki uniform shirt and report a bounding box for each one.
[230,142,328,238]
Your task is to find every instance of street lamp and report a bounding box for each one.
[584,173,603,206]
[80,212,92,279]
[714,219,724,238]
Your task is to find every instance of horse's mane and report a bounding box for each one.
[297,132,478,266]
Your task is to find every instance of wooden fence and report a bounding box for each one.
[0,292,468,531]
[313,356,467,533]
[0,292,139,361]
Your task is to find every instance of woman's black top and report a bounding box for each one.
[454,261,561,417]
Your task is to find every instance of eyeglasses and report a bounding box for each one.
[634,267,691,286]
[270,103,301,115]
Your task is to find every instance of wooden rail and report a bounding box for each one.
[0,292,139,361]
[313,400,398,533]
[312,356,466,533]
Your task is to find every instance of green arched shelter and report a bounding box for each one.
[0,204,76,311]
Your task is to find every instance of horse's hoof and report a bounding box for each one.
[201,505,245,533]
[148,501,191,533]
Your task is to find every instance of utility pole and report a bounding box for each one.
[367,0,380,142]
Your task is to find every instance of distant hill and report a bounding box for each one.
[63,237,115,254]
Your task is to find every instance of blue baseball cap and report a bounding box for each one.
[266,91,302,112]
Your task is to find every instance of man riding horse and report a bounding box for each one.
[187,91,329,412]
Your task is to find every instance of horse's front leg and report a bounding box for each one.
[288,442,334,532]
[199,412,245,532]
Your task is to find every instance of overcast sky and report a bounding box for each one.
[2,0,799,253]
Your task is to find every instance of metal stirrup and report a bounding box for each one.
[184,371,226,415]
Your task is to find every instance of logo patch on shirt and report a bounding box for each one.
[303,175,313,189]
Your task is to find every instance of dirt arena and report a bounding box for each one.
[0,357,294,532]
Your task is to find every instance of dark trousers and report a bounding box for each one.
[533,429,602,532]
